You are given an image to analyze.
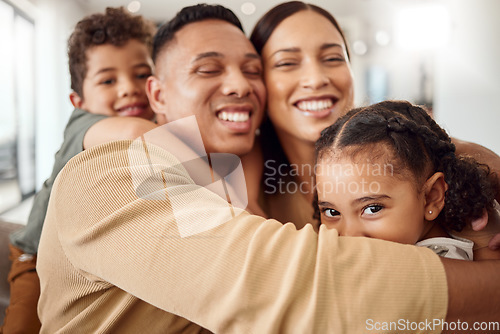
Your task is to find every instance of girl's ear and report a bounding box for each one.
[69,92,83,108]
[423,172,448,221]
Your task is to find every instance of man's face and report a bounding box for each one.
[148,19,266,156]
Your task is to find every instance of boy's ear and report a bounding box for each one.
[423,172,448,221]
[69,92,83,108]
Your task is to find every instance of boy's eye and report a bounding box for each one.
[100,78,115,85]
[322,208,340,218]
[362,205,383,216]
[136,72,151,79]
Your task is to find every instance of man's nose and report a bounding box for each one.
[221,69,253,98]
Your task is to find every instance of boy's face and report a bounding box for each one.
[315,155,432,245]
[147,20,266,156]
[70,39,154,120]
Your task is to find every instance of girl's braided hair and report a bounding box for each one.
[314,100,498,231]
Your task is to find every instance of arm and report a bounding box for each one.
[83,117,158,149]
[443,258,500,333]
[44,140,500,332]
[241,140,267,217]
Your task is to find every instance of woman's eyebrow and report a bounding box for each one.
[270,47,301,57]
[320,43,343,50]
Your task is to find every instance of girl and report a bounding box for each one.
[314,100,499,260]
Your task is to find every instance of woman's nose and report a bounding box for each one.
[299,62,329,90]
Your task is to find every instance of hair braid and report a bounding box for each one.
[317,100,498,232]
[385,111,498,230]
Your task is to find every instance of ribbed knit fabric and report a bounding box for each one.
[37,140,447,333]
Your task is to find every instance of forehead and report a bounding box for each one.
[316,144,422,191]
[167,19,257,60]
[263,10,345,54]
[85,40,150,69]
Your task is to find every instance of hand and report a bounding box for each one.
[471,205,500,253]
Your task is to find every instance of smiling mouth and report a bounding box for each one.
[116,103,149,117]
[295,98,336,113]
[217,111,250,122]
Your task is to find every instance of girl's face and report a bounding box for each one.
[315,154,432,245]
[262,10,354,144]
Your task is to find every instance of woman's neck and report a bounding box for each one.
[276,130,316,202]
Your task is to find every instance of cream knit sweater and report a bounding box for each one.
[37,140,447,333]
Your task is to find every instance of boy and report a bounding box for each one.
[1,7,156,333]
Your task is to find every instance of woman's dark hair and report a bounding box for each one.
[314,100,498,232]
[249,1,349,59]
[251,1,350,194]
[68,7,156,98]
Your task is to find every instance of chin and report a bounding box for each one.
[212,142,253,157]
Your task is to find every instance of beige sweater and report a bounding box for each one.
[37,140,447,333]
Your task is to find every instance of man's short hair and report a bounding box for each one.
[68,7,156,97]
[152,4,244,64]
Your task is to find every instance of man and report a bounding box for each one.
[36,4,500,333]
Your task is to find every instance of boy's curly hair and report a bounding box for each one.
[68,7,156,98]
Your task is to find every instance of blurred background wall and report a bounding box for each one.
[1,0,499,215]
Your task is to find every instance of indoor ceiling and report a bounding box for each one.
[74,0,419,34]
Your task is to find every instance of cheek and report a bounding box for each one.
[265,75,291,115]
[253,80,267,108]
[329,66,354,98]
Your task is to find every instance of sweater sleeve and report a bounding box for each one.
[47,140,447,333]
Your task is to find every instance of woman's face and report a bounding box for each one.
[262,10,354,144]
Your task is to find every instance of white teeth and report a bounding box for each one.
[217,112,250,122]
[296,99,333,112]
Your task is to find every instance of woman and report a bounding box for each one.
[250,1,500,249]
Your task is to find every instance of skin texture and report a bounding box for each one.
[260,10,354,199]
[316,151,448,244]
[262,10,354,146]
[70,39,154,120]
[147,20,266,156]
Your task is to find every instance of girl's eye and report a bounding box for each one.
[362,205,383,216]
[322,208,340,218]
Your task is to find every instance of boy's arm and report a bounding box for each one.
[83,117,158,150]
